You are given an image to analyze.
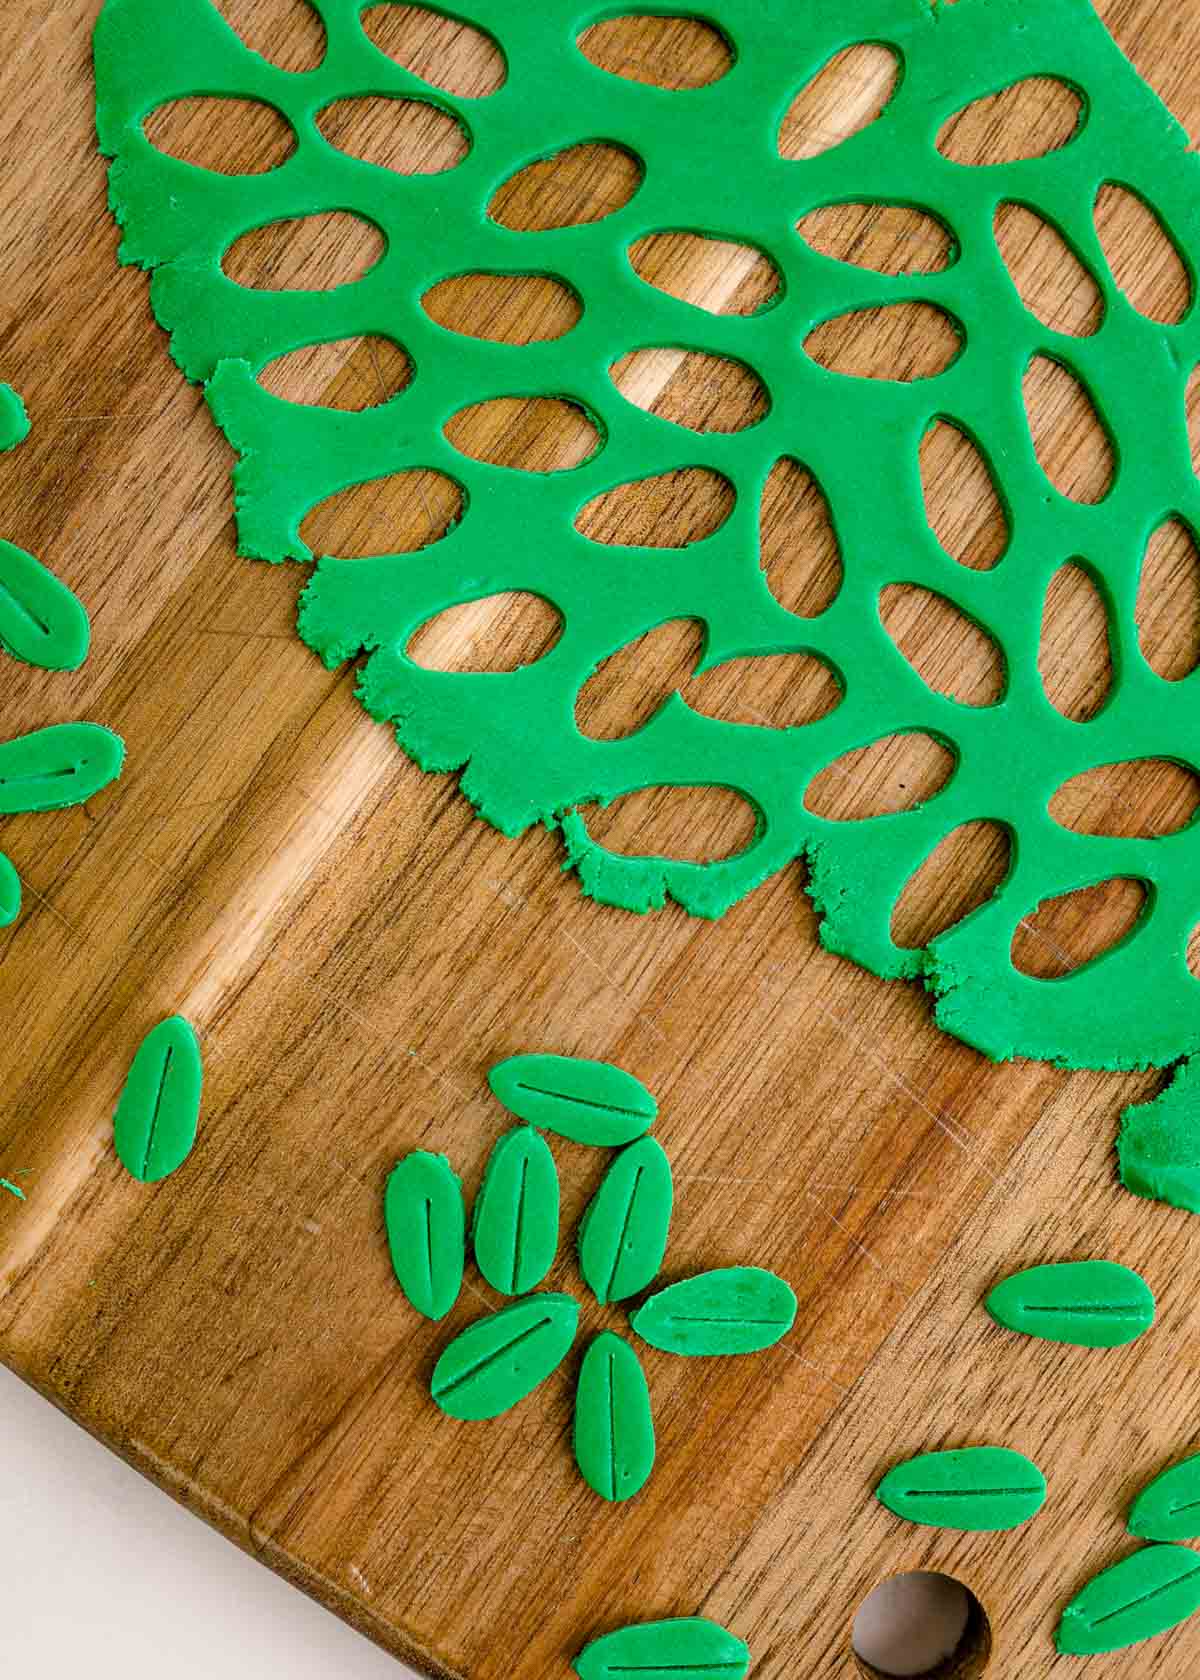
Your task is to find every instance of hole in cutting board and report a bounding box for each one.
[852,1571,991,1679]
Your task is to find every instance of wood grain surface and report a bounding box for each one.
[3,4,1200,1677]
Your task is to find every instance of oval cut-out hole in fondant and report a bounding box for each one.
[301,468,463,557]
[143,97,296,175]
[804,304,962,382]
[628,232,781,316]
[759,458,842,617]
[610,347,768,433]
[1095,183,1190,326]
[210,0,326,70]
[804,732,955,820]
[891,820,1012,949]
[489,143,642,231]
[993,202,1103,336]
[257,336,411,410]
[937,76,1083,165]
[360,3,506,97]
[1011,878,1146,979]
[576,618,704,740]
[1023,356,1114,504]
[222,211,384,291]
[316,96,468,174]
[1188,924,1200,982]
[577,469,734,547]
[577,14,731,89]
[421,273,581,343]
[1137,518,1200,682]
[444,397,601,472]
[577,785,758,862]
[407,591,562,672]
[879,584,1005,706]
[1049,759,1200,838]
[688,652,843,729]
[1039,562,1112,721]
[778,43,901,161]
[919,420,1008,571]
[796,202,954,275]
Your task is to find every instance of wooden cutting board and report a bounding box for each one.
[3,2,1200,1675]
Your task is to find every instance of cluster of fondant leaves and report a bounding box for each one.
[386,1053,796,1502]
[876,1258,1200,1655]
[0,382,123,941]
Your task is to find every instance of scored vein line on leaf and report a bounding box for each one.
[140,1043,173,1179]
[607,1348,617,1501]
[512,1153,530,1293]
[513,1080,648,1118]
[1091,1564,1200,1627]
[666,1315,791,1326]
[603,1666,747,1675]
[432,1314,554,1399]
[606,1164,643,1301]
[0,576,49,636]
[902,1486,1044,1498]
[1024,1303,1147,1315]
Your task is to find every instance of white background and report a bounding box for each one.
[0,1363,413,1678]
[0,1361,962,1677]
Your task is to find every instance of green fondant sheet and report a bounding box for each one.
[94,0,1200,1069]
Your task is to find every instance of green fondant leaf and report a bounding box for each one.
[0,723,124,814]
[574,1618,750,1680]
[0,852,20,927]
[578,1135,672,1304]
[574,1331,655,1502]
[877,1446,1046,1532]
[631,1266,796,1355]
[113,1016,203,1184]
[385,1151,465,1321]
[0,384,29,452]
[1057,1544,1200,1655]
[488,1053,656,1146]
[986,1259,1154,1347]
[1130,1456,1200,1542]
[431,1293,578,1420]
[471,1125,559,1296]
[0,539,90,671]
